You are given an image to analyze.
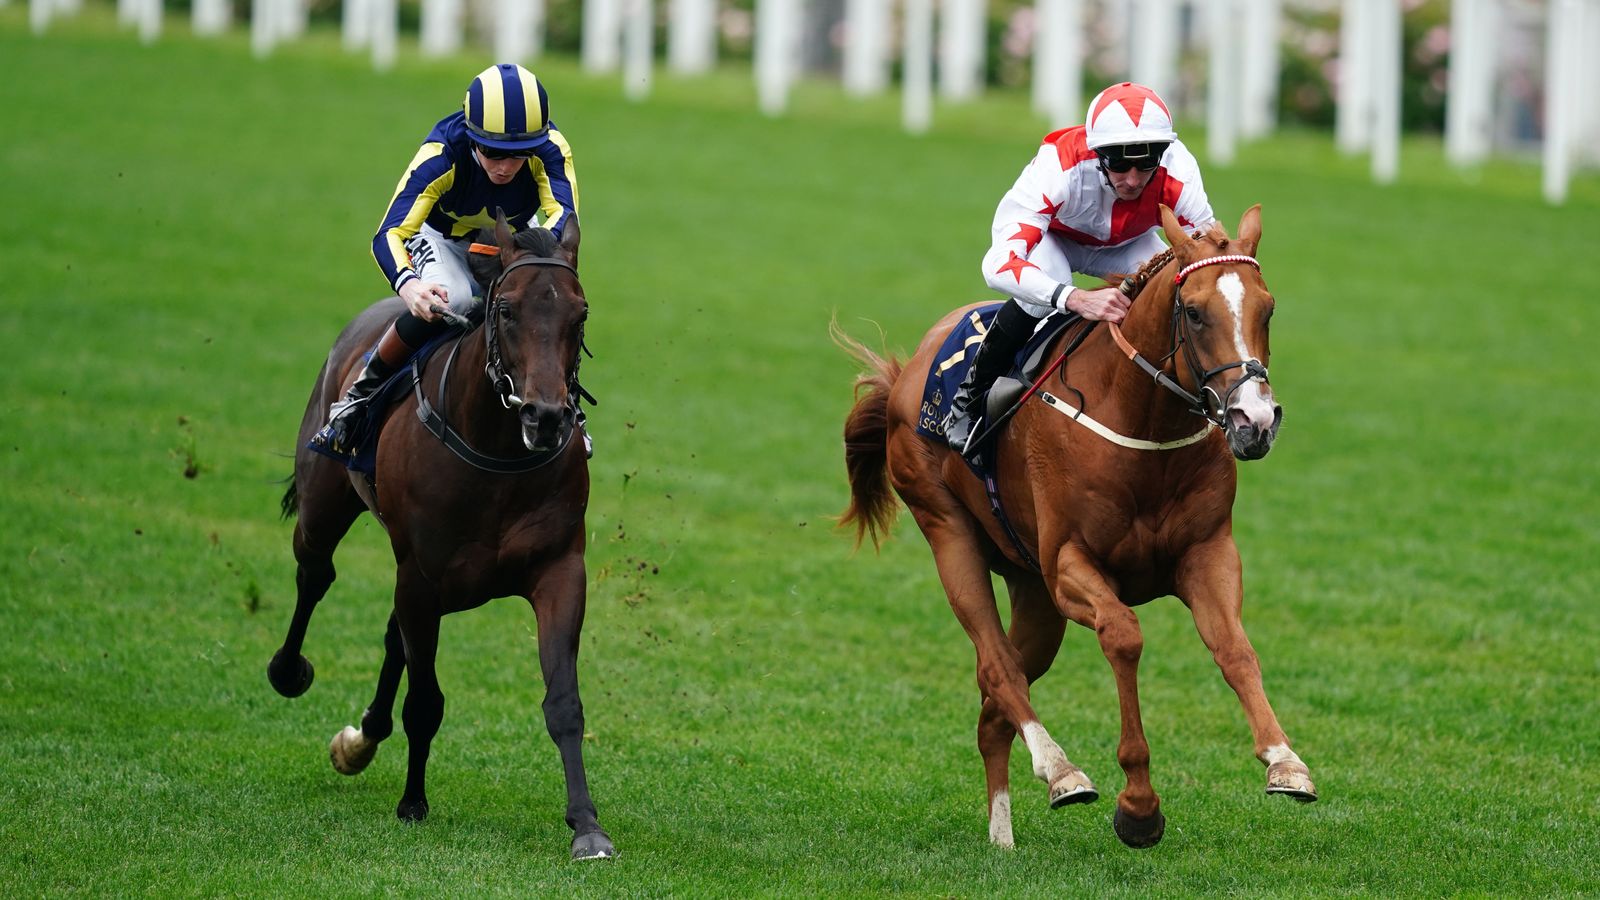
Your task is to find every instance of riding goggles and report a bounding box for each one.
[1097,142,1169,173]
[475,142,538,160]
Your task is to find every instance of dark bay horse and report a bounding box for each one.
[268,215,613,860]
[839,205,1315,849]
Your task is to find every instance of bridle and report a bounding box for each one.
[412,252,593,474]
[1108,253,1270,428]
[481,254,588,410]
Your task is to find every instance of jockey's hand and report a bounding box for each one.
[399,279,450,321]
[1064,286,1131,324]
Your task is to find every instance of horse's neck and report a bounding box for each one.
[1096,266,1196,432]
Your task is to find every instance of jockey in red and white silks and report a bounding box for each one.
[944,82,1217,456]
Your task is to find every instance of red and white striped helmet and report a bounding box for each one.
[1084,82,1178,150]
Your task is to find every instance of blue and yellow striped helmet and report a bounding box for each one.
[463,64,551,151]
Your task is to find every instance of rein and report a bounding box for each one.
[411,253,590,474]
[1106,253,1269,430]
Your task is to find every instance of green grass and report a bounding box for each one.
[3,7,1598,896]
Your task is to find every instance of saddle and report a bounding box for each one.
[320,328,465,475]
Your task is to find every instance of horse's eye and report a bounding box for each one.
[1185,306,1203,326]
[498,301,515,321]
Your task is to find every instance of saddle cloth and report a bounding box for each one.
[311,328,463,475]
[914,303,1076,448]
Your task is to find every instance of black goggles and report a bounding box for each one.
[1097,143,1168,173]
[474,142,537,160]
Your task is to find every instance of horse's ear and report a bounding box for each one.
[1159,205,1190,250]
[1236,204,1262,257]
[494,208,516,265]
[558,214,580,270]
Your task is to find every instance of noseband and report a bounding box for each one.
[1109,254,1269,427]
[482,255,584,410]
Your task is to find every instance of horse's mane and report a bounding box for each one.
[1108,225,1228,298]
[466,226,561,286]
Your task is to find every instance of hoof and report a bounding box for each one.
[1113,806,1166,849]
[1048,768,1099,808]
[571,829,616,861]
[267,651,314,698]
[329,726,379,776]
[1266,760,1318,803]
[396,798,429,822]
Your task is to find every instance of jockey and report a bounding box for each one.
[310,63,580,459]
[943,82,1216,457]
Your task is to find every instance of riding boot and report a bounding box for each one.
[942,300,1040,457]
[308,323,415,458]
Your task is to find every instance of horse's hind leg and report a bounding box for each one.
[269,462,365,698]
[978,573,1072,848]
[329,611,407,776]
[1176,538,1317,803]
[528,550,614,860]
[910,509,1095,842]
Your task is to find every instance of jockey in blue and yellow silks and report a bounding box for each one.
[310,63,580,460]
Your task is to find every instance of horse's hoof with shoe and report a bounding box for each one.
[328,725,379,776]
[1113,806,1166,849]
[571,829,616,860]
[396,798,429,822]
[1266,760,1318,802]
[266,650,314,698]
[1048,769,1099,808]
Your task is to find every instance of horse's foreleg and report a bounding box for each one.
[1176,538,1317,803]
[916,513,1095,836]
[977,574,1072,848]
[330,611,407,776]
[529,551,614,861]
[393,566,444,822]
[1055,546,1164,848]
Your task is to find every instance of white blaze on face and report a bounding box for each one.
[1214,272,1276,424]
[988,790,1014,848]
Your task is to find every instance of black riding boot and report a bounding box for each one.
[308,322,418,459]
[942,300,1041,457]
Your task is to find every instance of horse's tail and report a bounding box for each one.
[280,475,298,520]
[832,318,903,550]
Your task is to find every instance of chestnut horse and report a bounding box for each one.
[268,216,614,860]
[839,205,1315,849]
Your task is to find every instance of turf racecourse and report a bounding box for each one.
[3,9,1597,896]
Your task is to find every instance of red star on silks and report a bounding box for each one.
[1036,194,1061,217]
[995,250,1038,284]
[1007,223,1044,253]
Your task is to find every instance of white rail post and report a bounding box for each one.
[903,0,934,133]
[193,0,231,36]
[421,0,465,58]
[371,0,399,71]
[1370,0,1401,184]
[1206,0,1241,165]
[495,0,535,64]
[343,0,373,50]
[1129,0,1177,101]
[623,0,654,100]
[1335,0,1371,153]
[755,0,800,116]
[582,0,623,72]
[939,0,986,101]
[842,0,890,95]
[30,0,53,35]
[1032,0,1082,128]
[1543,0,1584,203]
[1239,0,1281,139]
[669,0,717,74]
[137,0,160,43]
[1445,0,1495,166]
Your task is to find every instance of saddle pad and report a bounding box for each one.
[913,304,1072,443]
[326,329,463,475]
